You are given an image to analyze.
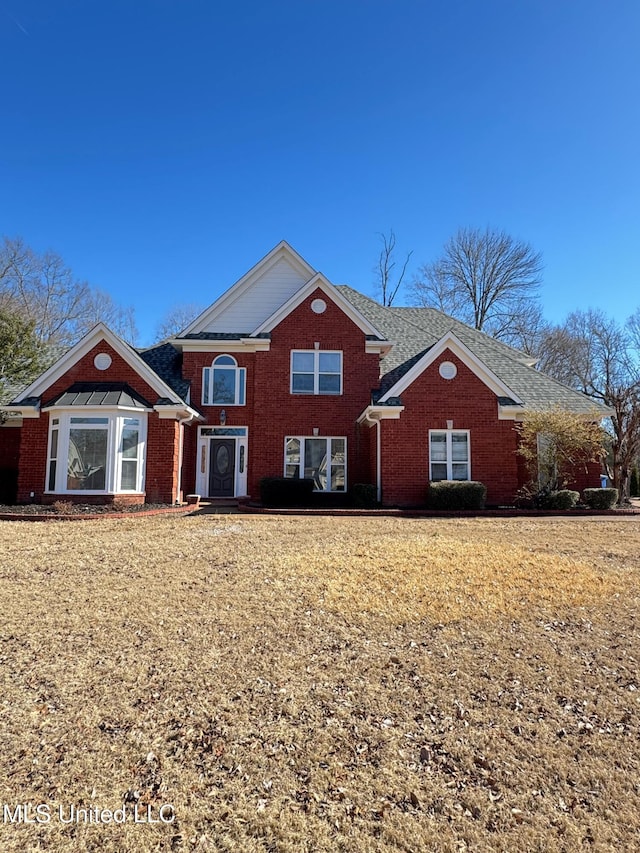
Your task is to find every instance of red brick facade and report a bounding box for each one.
[3,283,603,508]
[179,289,379,499]
[378,352,522,506]
[14,341,181,505]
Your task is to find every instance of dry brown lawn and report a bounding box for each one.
[0,513,638,852]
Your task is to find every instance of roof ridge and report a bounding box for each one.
[391,304,535,363]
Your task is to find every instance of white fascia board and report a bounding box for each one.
[181,241,316,335]
[357,405,405,425]
[171,338,271,353]
[18,323,184,406]
[379,332,523,404]
[498,404,526,421]
[154,404,203,422]
[251,273,387,340]
[0,404,40,418]
[365,339,394,356]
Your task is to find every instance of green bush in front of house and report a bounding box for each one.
[540,489,580,510]
[350,483,379,508]
[259,477,315,507]
[582,487,619,510]
[630,467,639,497]
[426,480,487,510]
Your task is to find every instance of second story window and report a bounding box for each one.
[291,350,342,395]
[202,355,246,406]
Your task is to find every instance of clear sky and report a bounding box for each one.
[1,0,638,345]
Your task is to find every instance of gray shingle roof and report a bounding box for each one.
[337,286,606,415]
[137,342,190,402]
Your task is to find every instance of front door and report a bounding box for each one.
[209,439,236,497]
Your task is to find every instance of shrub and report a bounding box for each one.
[631,467,639,497]
[582,487,619,510]
[0,467,18,504]
[540,490,580,510]
[426,481,486,510]
[350,483,378,509]
[51,500,74,514]
[259,477,315,507]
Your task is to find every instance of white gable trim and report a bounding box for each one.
[16,324,186,406]
[251,273,387,340]
[379,331,523,404]
[182,241,316,335]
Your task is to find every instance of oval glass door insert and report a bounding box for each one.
[216,444,230,474]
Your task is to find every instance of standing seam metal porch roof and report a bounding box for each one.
[44,383,153,410]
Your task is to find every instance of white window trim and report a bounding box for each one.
[429,429,471,481]
[202,355,247,407]
[283,435,347,493]
[45,409,147,495]
[290,350,343,395]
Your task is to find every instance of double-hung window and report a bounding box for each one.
[291,350,342,395]
[284,436,346,492]
[429,430,470,481]
[202,355,246,406]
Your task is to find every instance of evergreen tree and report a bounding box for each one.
[0,309,42,401]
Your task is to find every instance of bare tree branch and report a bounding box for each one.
[411,227,543,349]
[374,229,413,306]
[154,303,205,342]
[540,308,640,502]
[0,236,138,347]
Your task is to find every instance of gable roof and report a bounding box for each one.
[337,287,607,415]
[378,330,523,404]
[9,325,191,410]
[181,241,317,336]
[251,272,388,341]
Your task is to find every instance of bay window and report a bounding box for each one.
[284,436,346,492]
[46,412,147,494]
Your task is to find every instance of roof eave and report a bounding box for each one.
[0,403,40,419]
[357,404,405,425]
[153,403,204,423]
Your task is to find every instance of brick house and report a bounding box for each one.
[0,242,604,507]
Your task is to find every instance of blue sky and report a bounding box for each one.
[1,0,638,345]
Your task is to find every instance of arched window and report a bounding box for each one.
[202,355,246,406]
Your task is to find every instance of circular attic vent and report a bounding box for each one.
[94,352,112,371]
[311,298,327,314]
[439,360,457,380]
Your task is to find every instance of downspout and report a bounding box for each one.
[176,414,192,504]
[376,417,382,504]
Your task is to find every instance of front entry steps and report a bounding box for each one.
[191,497,244,514]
